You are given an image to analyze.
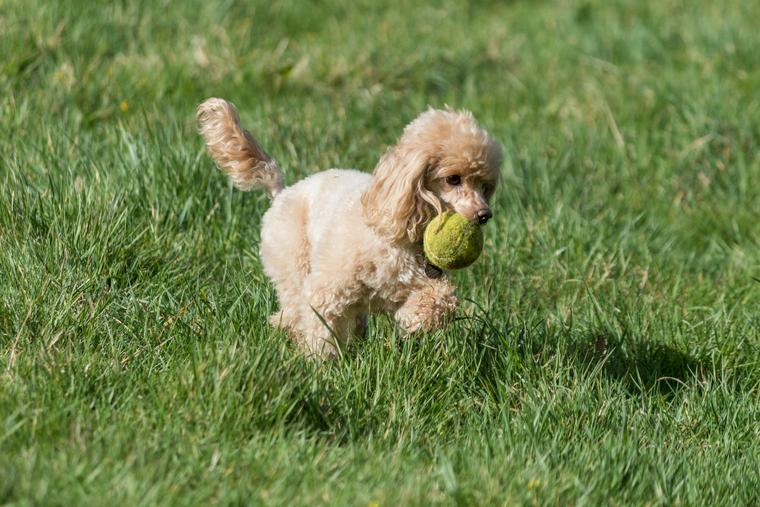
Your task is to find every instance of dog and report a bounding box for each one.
[197,98,501,358]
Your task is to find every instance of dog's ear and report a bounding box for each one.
[361,144,441,244]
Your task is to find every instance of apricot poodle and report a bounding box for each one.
[197,98,501,358]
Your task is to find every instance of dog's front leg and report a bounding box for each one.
[394,278,458,334]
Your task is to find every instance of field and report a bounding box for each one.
[2,0,760,504]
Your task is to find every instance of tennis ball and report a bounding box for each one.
[423,212,484,270]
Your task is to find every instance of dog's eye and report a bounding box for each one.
[445,175,462,186]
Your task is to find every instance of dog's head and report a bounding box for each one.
[362,108,502,244]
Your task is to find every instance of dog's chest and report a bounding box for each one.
[359,247,430,309]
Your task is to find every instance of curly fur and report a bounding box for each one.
[197,98,283,196]
[198,98,502,359]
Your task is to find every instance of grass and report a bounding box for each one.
[2,0,760,504]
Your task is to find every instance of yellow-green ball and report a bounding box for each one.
[423,212,484,270]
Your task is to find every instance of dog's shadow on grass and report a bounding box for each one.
[464,312,708,397]
[566,332,705,395]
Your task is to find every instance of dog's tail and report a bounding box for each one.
[197,98,284,198]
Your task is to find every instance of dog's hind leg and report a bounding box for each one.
[260,192,311,338]
[296,279,365,359]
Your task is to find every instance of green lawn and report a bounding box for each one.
[2,0,760,504]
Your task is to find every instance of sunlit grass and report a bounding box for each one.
[2,0,760,504]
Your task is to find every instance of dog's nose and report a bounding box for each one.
[476,208,492,224]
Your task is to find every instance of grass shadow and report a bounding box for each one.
[568,332,706,395]
[455,308,711,400]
